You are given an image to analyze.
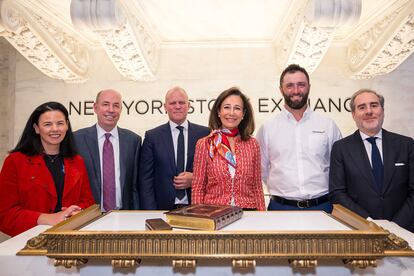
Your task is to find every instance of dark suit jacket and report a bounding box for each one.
[0,152,94,236]
[74,125,142,210]
[329,129,414,232]
[139,121,209,210]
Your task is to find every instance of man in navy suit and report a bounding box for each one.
[139,87,209,210]
[74,89,142,210]
[329,89,414,232]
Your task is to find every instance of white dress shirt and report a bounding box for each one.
[359,130,383,166]
[169,120,189,204]
[96,124,122,210]
[256,106,342,200]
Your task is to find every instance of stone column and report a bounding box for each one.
[0,37,15,167]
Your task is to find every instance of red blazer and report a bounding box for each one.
[0,152,95,236]
[192,136,265,210]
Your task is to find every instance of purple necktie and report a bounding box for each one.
[103,133,116,211]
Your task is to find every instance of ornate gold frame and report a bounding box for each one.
[17,204,414,270]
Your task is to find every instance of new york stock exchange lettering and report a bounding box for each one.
[68,97,351,116]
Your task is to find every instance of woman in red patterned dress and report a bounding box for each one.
[192,87,265,210]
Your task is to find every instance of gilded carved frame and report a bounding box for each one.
[17,204,414,270]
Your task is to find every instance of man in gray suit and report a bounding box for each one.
[74,89,141,210]
[329,89,414,232]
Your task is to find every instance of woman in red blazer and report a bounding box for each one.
[0,102,94,236]
[192,87,265,210]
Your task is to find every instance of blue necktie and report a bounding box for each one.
[366,137,383,192]
[176,126,185,199]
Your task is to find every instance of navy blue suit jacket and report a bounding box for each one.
[139,122,209,210]
[329,129,414,232]
[74,125,142,210]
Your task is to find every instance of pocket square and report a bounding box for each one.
[395,163,405,166]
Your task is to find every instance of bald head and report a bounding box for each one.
[96,89,122,103]
[164,86,190,125]
[165,86,188,102]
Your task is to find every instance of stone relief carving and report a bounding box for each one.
[70,0,158,81]
[286,20,335,73]
[32,13,89,73]
[348,2,414,79]
[96,22,156,81]
[0,0,89,82]
[277,0,361,74]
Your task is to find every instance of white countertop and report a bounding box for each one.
[81,210,351,231]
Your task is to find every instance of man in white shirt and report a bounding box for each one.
[257,64,342,212]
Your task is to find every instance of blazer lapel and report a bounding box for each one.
[186,122,196,171]
[118,127,127,191]
[381,129,396,193]
[29,155,57,197]
[349,131,379,192]
[86,126,101,187]
[63,157,79,196]
[162,123,177,174]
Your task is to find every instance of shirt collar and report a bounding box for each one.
[96,124,119,140]
[282,105,311,120]
[169,120,189,131]
[359,129,383,141]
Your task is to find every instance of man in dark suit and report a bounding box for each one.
[329,89,414,232]
[139,86,209,210]
[74,89,142,210]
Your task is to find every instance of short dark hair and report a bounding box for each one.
[209,87,255,141]
[11,102,77,157]
[279,64,310,87]
[350,88,385,112]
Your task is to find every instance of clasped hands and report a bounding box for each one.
[173,171,193,190]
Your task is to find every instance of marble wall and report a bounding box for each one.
[1,40,414,166]
[0,38,15,166]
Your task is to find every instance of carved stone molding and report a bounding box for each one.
[0,0,89,83]
[284,19,336,74]
[277,0,361,73]
[348,1,414,79]
[70,0,159,81]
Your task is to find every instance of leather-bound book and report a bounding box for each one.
[164,204,243,230]
[145,218,172,230]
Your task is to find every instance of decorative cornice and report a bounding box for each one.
[0,0,89,82]
[95,22,157,81]
[285,20,335,73]
[277,0,361,74]
[70,0,159,81]
[348,1,414,79]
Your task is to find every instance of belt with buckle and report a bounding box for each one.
[270,194,329,208]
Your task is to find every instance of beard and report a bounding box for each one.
[283,91,309,110]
